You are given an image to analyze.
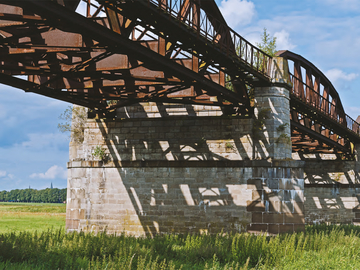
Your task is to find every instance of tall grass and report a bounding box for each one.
[0,225,360,269]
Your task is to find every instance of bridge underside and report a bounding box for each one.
[0,0,271,115]
[0,0,359,157]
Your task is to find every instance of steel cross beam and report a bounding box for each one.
[109,0,272,84]
[0,0,251,113]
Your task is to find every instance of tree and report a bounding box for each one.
[58,105,87,143]
[256,28,277,57]
[227,28,277,90]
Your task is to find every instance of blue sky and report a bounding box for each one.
[1,0,360,191]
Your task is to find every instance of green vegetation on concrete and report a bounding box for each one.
[0,225,360,269]
[0,202,65,234]
[58,105,87,143]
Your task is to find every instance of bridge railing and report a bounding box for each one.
[146,0,272,77]
[290,74,360,136]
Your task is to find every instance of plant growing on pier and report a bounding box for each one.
[58,105,87,143]
[252,108,271,138]
[276,133,291,145]
[225,141,236,152]
[276,123,289,132]
[92,145,107,161]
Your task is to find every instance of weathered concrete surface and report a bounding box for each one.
[66,96,304,235]
[254,85,292,160]
[299,155,360,225]
[67,159,304,235]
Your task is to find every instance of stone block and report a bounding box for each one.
[284,214,305,224]
[247,200,266,212]
[247,224,268,233]
[267,178,279,189]
[268,224,279,234]
[252,190,262,200]
[263,213,284,224]
[283,190,292,201]
[269,201,282,213]
[279,224,294,233]
[294,224,305,232]
[265,190,283,202]
[247,178,264,190]
[292,190,304,202]
[293,201,305,214]
[251,212,263,223]
[66,219,79,230]
[279,178,294,190]
[282,201,293,213]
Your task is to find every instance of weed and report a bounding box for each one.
[276,133,291,144]
[92,145,107,161]
[225,141,236,152]
[58,106,87,143]
[276,123,289,132]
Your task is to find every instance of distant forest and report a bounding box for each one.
[0,188,67,203]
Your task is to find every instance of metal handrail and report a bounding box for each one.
[290,74,360,136]
[144,0,272,77]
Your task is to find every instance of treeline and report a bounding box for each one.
[0,188,67,203]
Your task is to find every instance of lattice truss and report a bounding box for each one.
[0,0,272,115]
[277,51,360,157]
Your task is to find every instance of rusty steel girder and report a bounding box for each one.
[277,50,360,158]
[0,0,273,115]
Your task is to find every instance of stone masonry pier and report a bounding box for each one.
[66,78,307,235]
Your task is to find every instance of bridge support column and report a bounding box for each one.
[356,144,360,162]
[253,56,293,160]
[245,58,305,234]
[253,84,292,160]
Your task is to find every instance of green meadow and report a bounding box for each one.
[0,202,65,234]
[0,203,360,269]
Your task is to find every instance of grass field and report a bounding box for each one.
[0,202,65,234]
[0,203,360,269]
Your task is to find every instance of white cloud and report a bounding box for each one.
[0,171,7,178]
[274,30,296,51]
[219,0,256,28]
[325,69,358,83]
[30,165,67,180]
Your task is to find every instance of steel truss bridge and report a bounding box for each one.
[0,0,359,158]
